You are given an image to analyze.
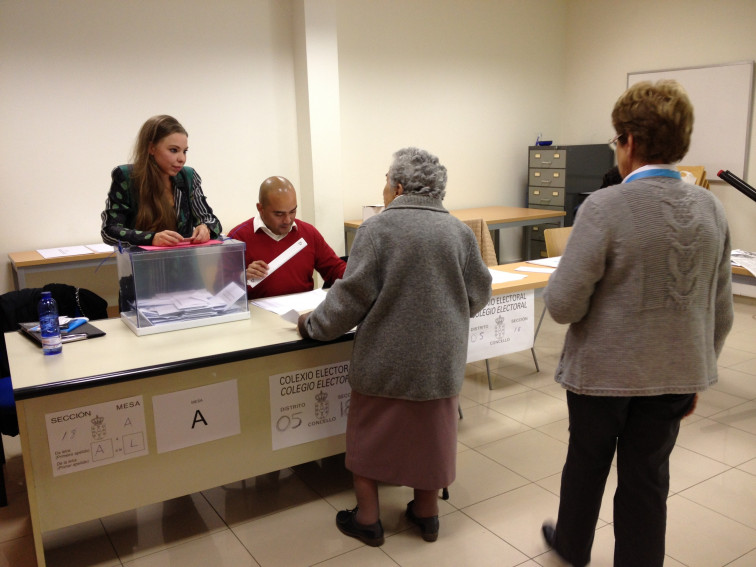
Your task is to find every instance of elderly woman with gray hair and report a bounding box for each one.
[298,147,492,546]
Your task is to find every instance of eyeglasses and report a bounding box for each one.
[608,133,625,150]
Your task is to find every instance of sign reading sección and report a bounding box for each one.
[45,395,148,477]
[269,361,351,450]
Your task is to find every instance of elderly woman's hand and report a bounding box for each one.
[297,312,312,338]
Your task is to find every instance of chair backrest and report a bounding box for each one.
[544,226,573,257]
[462,218,497,267]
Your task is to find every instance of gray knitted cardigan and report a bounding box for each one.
[544,176,734,396]
[302,194,492,401]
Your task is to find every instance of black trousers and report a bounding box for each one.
[553,391,695,567]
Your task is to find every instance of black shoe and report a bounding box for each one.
[541,521,556,547]
[336,507,384,547]
[542,522,572,565]
[405,500,439,542]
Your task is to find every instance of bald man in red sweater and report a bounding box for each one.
[227,177,346,299]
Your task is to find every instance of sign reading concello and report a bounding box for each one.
[269,361,351,450]
[467,290,535,363]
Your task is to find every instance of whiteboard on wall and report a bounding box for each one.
[627,61,754,179]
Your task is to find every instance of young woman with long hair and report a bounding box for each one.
[101,115,221,247]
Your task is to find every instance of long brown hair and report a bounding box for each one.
[131,115,187,232]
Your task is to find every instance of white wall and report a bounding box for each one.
[336,0,568,262]
[561,0,756,254]
[2,0,754,296]
[0,0,301,294]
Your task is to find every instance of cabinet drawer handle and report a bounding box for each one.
[540,161,552,165]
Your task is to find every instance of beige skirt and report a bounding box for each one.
[345,390,459,490]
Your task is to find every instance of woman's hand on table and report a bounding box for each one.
[152,230,185,246]
[297,312,312,338]
[190,224,210,243]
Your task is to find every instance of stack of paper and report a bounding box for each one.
[732,249,756,277]
[131,283,247,326]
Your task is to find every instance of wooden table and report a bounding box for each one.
[732,265,753,278]
[478,261,554,388]
[732,264,756,299]
[490,261,553,296]
[8,249,119,311]
[6,306,353,566]
[344,206,566,263]
[5,257,560,565]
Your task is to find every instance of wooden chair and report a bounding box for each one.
[544,226,572,257]
[460,219,502,393]
[532,226,573,361]
[462,218,497,267]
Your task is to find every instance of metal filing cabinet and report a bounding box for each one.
[525,144,614,259]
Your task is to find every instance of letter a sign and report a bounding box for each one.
[192,410,208,428]
[153,380,241,453]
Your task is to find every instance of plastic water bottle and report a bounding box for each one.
[38,291,62,355]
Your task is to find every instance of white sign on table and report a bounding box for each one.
[45,395,148,477]
[152,379,241,454]
[269,361,351,450]
[467,290,535,363]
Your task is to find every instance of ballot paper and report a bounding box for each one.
[527,256,561,268]
[86,243,116,253]
[248,238,308,288]
[251,288,328,316]
[732,249,756,277]
[516,266,556,274]
[37,245,94,259]
[488,268,527,284]
[132,283,247,326]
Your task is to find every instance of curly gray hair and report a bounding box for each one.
[387,147,447,199]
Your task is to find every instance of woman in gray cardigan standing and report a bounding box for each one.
[298,147,492,546]
[541,81,734,567]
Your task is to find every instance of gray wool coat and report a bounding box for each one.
[302,194,492,401]
[544,175,734,396]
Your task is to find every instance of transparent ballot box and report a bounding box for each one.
[116,239,249,336]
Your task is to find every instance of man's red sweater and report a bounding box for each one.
[227,219,346,299]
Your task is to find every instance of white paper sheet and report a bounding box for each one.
[86,243,116,253]
[251,288,328,316]
[488,268,527,283]
[269,361,351,450]
[467,290,535,363]
[527,256,561,268]
[45,396,148,477]
[516,266,556,274]
[153,380,241,454]
[248,238,308,288]
[732,249,756,277]
[37,245,94,259]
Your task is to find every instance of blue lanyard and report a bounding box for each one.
[624,168,682,183]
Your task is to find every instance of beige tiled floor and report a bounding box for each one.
[1,298,755,567]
